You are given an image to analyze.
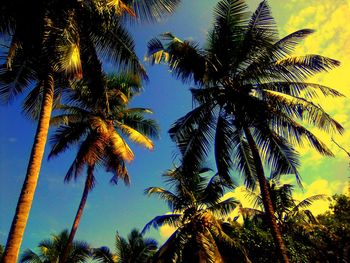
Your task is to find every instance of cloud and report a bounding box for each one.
[269,1,350,180]
[224,178,345,220]
[159,223,176,240]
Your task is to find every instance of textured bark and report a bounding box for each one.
[243,126,290,263]
[59,166,94,263]
[2,74,55,263]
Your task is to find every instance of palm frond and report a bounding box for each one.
[142,214,181,234]
[252,126,301,185]
[274,29,314,57]
[0,60,37,104]
[48,123,89,159]
[207,198,239,217]
[231,128,257,189]
[214,113,235,183]
[121,114,160,139]
[293,194,327,211]
[144,187,180,211]
[93,246,116,263]
[146,34,207,84]
[19,249,43,263]
[169,102,216,170]
[116,121,154,149]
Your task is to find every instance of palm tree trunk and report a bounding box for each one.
[243,126,290,263]
[59,165,94,263]
[2,73,55,263]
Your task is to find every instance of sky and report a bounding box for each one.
[1,0,350,255]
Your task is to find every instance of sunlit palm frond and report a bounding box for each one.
[117,121,154,149]
[109,131,135,162]
[107,0,136,17]
[264,90,343,135]
[121,114,160,139]
[127,0,181,23]
[258,81,343,100]
[146,35,207,84]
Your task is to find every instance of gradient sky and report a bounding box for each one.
[1,0,349,255]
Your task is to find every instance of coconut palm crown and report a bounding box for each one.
[93,229,158,263]
[19,230,91,263]
[143,162,248,262]
[48,74,159,263]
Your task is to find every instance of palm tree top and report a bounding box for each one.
[48,73,159,186]
[19,230,91,263]
[93,228,157,263]
[146,0,343,187]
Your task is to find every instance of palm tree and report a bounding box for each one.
[1,0,182,260]
[1,1,150,261]
[93,229,157,263]
[146,1,343,261]
[143,163,249,262]
[48,74,159,263]
[241,179,327,231]
[19,230,91,263]
[148,0,343,262]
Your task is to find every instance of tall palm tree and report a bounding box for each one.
[1,1,151,261]
[1,0,182,260]
[146,1,343,261]
[93,229,158,263]
[48,74,159,263]
[19,230,91,263]
[142,163,249,262]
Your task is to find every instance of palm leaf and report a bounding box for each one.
[142,214,181,234]
[93,246,117,263]
[116,121,154,149]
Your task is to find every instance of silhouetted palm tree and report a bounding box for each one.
[146,1,343,261]
[143,163,249,262]
[241,179,326,231]
[19,230,90,263]
[93,229,157,263]
[48,74,159,262]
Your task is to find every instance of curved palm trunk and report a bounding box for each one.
[243,127,290,263]
[59,165,94,263]
[2,73,55,263]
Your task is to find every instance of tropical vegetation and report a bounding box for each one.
[19,230,90,263]
[0,0,348,262]
[0,0,180,261]
[48,74,159,262]
[146,0,343,261]
[93,229,158,263]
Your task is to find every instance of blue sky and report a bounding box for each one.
[1,0,350,255]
